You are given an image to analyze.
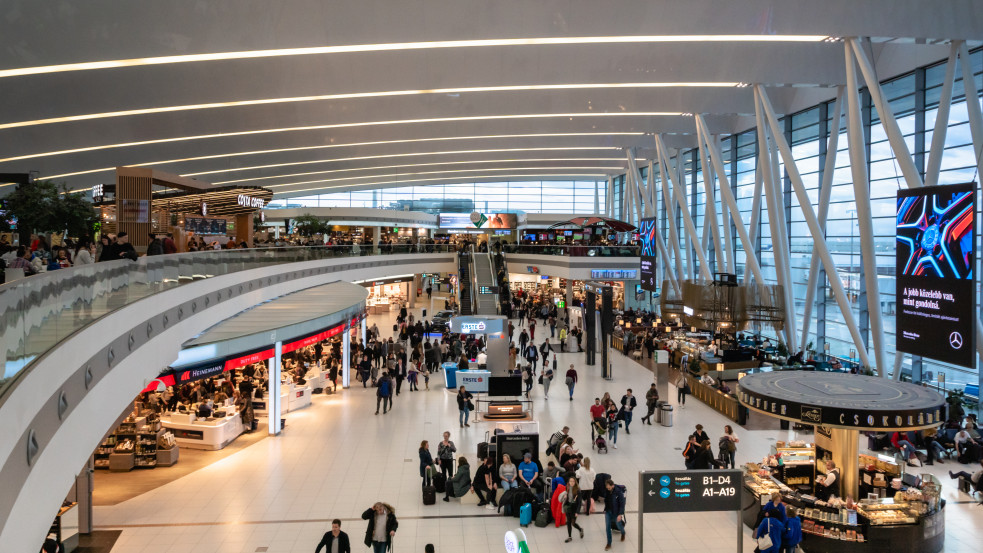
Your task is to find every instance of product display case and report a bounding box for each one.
[742,464,945,553]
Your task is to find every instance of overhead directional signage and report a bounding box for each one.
[640,469,742,513]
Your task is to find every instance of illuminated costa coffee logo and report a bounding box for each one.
[237,195,265,209]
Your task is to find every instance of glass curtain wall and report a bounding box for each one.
[631,47,983,386]
[268,180,607,214]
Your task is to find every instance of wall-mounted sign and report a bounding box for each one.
[185,217,227,235]
[896,182,976,368]
[591,269,638,280]
[92,184,104,202]
[200,202,208,216]
[526,266,539,274]
[237,194,266,209]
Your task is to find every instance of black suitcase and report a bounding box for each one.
[534,505,551,527]
[313,388,323,394]
[433,472,447,493]
[477,442,489,460]
[423,485,437,505]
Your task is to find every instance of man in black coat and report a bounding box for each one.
[316,519,351,553]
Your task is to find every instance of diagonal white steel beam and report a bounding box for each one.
[924,42,960,187]
[800,87,844,353]
[849,38,924,189]
[844,45,887,375]
[758,85,873,370]
[696,124,725,273]
[657,140,686,280]
[695,115,765,287]
[959,42,983,188]
[754,86,797,349]
[657,134,713,282]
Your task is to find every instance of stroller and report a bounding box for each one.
[592,418,609,453]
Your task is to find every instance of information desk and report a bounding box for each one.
[441,361,460,389]
[742,469,944,553]
[161,411,245,451]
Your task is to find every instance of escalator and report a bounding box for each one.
[458,252,474,315]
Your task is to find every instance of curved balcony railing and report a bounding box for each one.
[501,244,640,257]
[0,244,457,401]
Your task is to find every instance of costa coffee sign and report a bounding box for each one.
[237,195,265,209]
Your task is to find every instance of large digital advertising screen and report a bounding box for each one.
[639,216,658,292]
[896,182,976,368]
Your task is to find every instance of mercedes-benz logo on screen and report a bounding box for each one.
[950,331,964,350]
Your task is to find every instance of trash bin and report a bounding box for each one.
[660,404,674,427]
[655,401,666,424]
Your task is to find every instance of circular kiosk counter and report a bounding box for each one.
[737,371,946,553]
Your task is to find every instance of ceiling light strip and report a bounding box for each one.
[213,157,629,185]
[2,111,674,164]
[0,83,736,131]
[182,147,622,178]
[264,166,621,188]
[0,35,831,79]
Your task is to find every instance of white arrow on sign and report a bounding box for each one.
[648,490,655,496]
[648,478,656,485]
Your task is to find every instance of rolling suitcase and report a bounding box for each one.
[519,503,533,527]
[433,472,447,494]
[423,485,437,505]
[534,505,551,527]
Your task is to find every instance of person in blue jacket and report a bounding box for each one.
[783,506,803,553]
[754,509,783,553]
[761,492,788,523]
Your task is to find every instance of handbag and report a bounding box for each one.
[467,400,475,411]
[565,376,574,386]
[757,519,773,550]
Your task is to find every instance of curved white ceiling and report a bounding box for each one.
[0,0,979,197]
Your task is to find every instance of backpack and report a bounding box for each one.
[379,379,391,396]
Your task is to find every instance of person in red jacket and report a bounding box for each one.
[892,431,919,467]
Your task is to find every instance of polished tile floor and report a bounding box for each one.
[94,302,983,553]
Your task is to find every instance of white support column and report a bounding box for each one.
[606,177,614,216]
[800,87,844,353]
[627,151,680,296]
[361,317,367,344]
[269,341,283,435]
[744,163,764,284]
[715,134,735,275]
[342,324,351,389]
[594,179,600,214]
[695,115,766,287]
[849,38,924,189]
[657,134,713,282]
[924,43,960,187]
[628,150,645,225]
[696,118,726,275]
[844,46,887,375]
[646,161,656,217]
[958,42,983,184]
[657,142,685,280]
[754,87,797,349]
[757,86,874,370]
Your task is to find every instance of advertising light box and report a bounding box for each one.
[639,217,658,292]
[896,182,976,368]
